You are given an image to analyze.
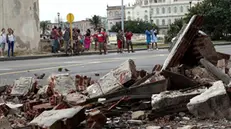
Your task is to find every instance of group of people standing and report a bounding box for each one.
[116,30,134,53]
[145,28,158,50]
[62,27,108,55]
[0,28,16,57]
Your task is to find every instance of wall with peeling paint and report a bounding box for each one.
[0,0,40,51]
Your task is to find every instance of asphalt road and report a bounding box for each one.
[0,45,231,86]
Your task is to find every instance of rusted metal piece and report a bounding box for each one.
[162,70,197,90]
[162,15,204,70]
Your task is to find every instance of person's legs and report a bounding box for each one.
[94,41,97,51]
[8,43,11,57]
[126,40,130,53]
[2,43,5,56]
[155,42,158,50]
[11,41,14,56]
[99,42,102,54]
[130,40,134,52]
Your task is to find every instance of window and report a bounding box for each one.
[180,6,183,12]
[162,7,165,14]
[109,11,112,16]
[158,0,162,2]
[168,19,171,24]
[156,19,159,25]
[168,7,171,13]
[156,8,159,14]
[128,16,131,20]
[137,12,139,15]
[144,15,148,21]
[110,22,113,24]
[163,0,165,2]
[115,11,119,16]
[154,0,157,3]
[128,11,131,14]
[144,0,148,5]
[150,8,154,14]
[149,0,153,3]
[145,10,148,13]
[162,19,165,25]
[137,18,140,21]
[174,7,177,13]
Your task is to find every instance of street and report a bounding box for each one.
[0,45,231,86]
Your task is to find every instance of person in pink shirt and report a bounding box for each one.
[84,29,91,51]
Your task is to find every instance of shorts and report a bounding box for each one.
[0,43,5,50]
[99,42,105,50]
[126,40,132,44]
[146,39,151,45]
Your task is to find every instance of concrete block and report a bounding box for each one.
[132,111,145,120]
[87,59,137,98]
[48,73,76,95]
[187,81,231,119]
[11,77,35,96]
[151,89,205,110]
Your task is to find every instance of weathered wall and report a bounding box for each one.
[0,0,40,51]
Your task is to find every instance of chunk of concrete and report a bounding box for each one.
[146,126,161,129]
[132,111,145,120]
[30,107,85,129]
[48,73,76,95]
[11,77,35,96]
[65,92,88,105]
[151,89,205,110]
[0,116,12,129]
[177,125,197,129]
[187,81,231,120]
[87,59,137,98]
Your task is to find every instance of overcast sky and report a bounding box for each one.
[39,0,135,22]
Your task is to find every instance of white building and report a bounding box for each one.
[107,0,202,35]
[107,6,125,31]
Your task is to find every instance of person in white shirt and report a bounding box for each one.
[0,28,6,57]
[6,28,15,57]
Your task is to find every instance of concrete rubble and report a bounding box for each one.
[2,15,231,128]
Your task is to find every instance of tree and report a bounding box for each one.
[184,0,231,40]
[110,20,158,33]
[89,15,102,30]
[165,18,185,43]
[40,21,50,35]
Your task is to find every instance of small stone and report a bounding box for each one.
[182,117,190,121]
[179,112,186,117]
[177,125,197,129]
[174,117,181,121]
[127,120,143,125]
[132,111,145,120]
[146,126,161,129]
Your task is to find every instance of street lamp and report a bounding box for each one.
[57,12,60,27]
[189,1,192,10]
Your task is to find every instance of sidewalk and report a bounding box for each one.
[0,42,230,62]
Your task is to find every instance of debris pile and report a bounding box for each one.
[1,15,231,128]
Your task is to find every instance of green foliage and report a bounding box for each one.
[110,20,158,33]
[165,18,185,43]
[184,0,231,40]
[89,15,102,30]
[40,21,50,35]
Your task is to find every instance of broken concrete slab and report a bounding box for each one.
[162,15,203,70]
[151,89,205,111]
[187,81,231,120]
[48,73,76,95]
[30,107,85,129]
[87,59,137,98]
[11,77,35,96]
[200,59,231,85]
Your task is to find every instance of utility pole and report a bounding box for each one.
[57,12,60,27]
[121,0,124,33]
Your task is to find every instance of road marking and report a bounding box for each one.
[0,68,12,71]
[0,54,168,76]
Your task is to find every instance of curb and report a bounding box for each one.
[0,43,230,62]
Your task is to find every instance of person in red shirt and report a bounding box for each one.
[125,30,134,53]
[92,29,98,51]
[97,28,106,55]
